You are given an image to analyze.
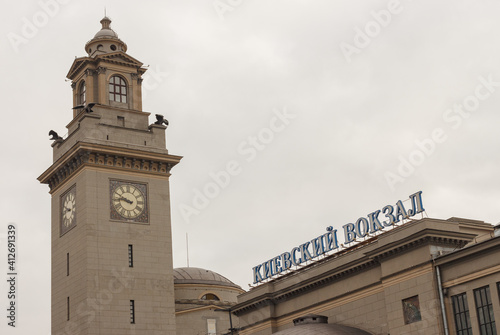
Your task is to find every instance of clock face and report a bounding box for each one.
[60,186,76,235]
[62,193,76,226]
[110,181,148,222]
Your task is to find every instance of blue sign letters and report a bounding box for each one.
[252,191,424,284]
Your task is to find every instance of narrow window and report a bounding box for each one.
[130,300,135,324]
[67,297,70,321]
[109,76,127,103]
[79,81,86,105]
[128,245,133,268]
[474,286,496,335]
[452,292,472,335]
[402,295,421,324]
[67,253,69,276]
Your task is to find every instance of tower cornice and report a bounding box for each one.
[66,57,94,80]
[38,142,182,194]
[67,52,144,81]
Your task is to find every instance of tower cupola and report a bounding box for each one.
[68,17,146,114]
[85,16,127,57]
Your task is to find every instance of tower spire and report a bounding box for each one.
[100,16,111,29]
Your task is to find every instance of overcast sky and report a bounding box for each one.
[2,0,500,333]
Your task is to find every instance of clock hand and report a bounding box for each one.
[119,197,134,204]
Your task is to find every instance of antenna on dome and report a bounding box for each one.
[186,233,190,267]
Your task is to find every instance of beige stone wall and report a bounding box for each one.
[54,106,167,163]
[175,284,243,302]
[234,218,497,335]
[52,172,90,335]
[238,265,440,335]
[51,168,177,335]
[382,267,441,334]
[175,282,243,335]
[176,307,235,335]
[439,236,500,335]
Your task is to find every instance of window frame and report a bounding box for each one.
[109,75,127,103]
[451,292,473,335]
[130,300,135,324]
[474,285,496,335]
[200,293,220,301]
[79,80,86,105]
[128,244,133,268]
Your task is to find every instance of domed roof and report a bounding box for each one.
[272,315,372,335]
[85,16,127,55]
[272,324,372,335]
[173,267,242,289]
[94,28,118,39]
[93,17,118,38]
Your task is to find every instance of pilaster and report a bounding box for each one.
[96,66,107,105]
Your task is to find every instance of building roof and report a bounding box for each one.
[173,267,242,289]
[84,16,127,55]
[272,324,372,335]
[93,17,118,38]
[272,315,372,335]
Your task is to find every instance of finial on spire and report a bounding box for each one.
[100,15,111,29]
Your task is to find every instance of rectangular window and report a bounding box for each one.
[67,253,69,276]
[117,116,125,127]
[67,297,70,321]
[498,282,500,302]
[474,286,497,335]
[128,245,133,267]
[402,295,422,324]
[451,292,472,335]
[130,300,135,324]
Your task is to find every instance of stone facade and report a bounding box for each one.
[174,267,245,335]
[233,217,500,335]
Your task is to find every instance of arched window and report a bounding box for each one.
[109,76,127,103]
[200,293,220,301]
[79,81,86,105]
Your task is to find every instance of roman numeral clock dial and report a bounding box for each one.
[60,185,76,235]
[110,181,148,223]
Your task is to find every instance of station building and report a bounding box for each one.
[232,217,500,335]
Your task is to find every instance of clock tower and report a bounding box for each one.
[38,17,181,335]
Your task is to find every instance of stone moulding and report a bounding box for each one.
[232,230,475,316]
[38,142,181,193]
